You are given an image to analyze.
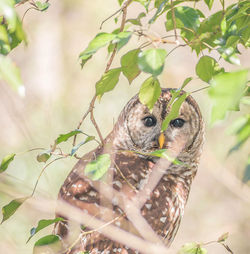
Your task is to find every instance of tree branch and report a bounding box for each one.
[73,0,132,148]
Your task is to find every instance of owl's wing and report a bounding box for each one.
[55,146,136,253]
[55,146,103,237]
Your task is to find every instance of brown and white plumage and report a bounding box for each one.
[55,88,204,253]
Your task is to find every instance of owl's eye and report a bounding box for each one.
[170,118,185,128]
[143,116,157,127]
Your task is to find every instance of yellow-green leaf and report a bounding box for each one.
[121,49,141,84]
[196,56,224,83]
[178,243,207,254]
[138,48,167,76]
[85,154,111,181]
[96,68,121,100]
[1,197,29,223]
[208,70,248,125]
[79,33,116,68]
[71,136,95,156]
[0,153,15,173]
[139,76,161,110]
[36,151,51,163]
[34,234,60,246]
[55,130,82,144]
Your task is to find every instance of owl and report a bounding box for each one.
[55,88,204,254]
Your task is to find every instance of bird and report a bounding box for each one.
[55,88,204,254]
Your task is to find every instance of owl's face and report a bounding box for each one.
[115,89,203,155]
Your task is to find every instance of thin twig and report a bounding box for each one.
[139,41,152,49]
[166,44,187,57]
[72,0,132,148]
[105,47,117,73]
[30,157,64,197]
[21,7,37,22]
[65,214,124,254]
[100,8,122,30]
[16,147,46,156]
[191,85,210,94]
[114,161,138,192]
[171,0,178,42]
[90,96,104,145]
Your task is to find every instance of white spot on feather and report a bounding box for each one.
[145,203,152,210]
[160,217,167,223]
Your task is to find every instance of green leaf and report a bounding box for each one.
[227,115,250,135]
[0,25,11,55]
[208,70,248,125]
[197,11,223,49]
[1,197,29,223]
[118,0,124,5]
[181,77,193,89]
[221,16,227,35]
[0,153,15,173]
[149,0,169,24]
[121,49,141,84]
[243,156,250,183]
[27,217,64,243]
[113,31,132,51]
[166,6,200,32]
[35,1,50,11]
[226,35,240,48]
[34,234,60,246]
[204,0,214,10]
[138,48,167,76]
[126,12,146,26]
[96,68,121,99]
[71,136,95,156]
[217,47,241,65]
[0,55,24,94]
[139,76,161,110]
[79,33,116,67]
[36,151,51,163]
[55,130,82,144]
[162,91,188,131]
[0,0,17,32]
[228,114,250,154]
[178,243,207,254]
[10,17,27,48]
[196,56,224,83]
[147,149,181,164]
[85,154,111,181]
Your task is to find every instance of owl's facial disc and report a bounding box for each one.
[126,102,162,152]
[116,89,202,156]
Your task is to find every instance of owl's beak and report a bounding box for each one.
[158,132,165,149]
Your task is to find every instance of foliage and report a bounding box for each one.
[84,154,111,181]
[27,217,64,243]
[0,0,249,253]
[0,0,49,94]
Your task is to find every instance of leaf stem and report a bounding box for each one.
[30,157,64,197]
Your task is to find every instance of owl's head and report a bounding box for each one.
[113,89,204,161]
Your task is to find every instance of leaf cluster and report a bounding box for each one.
[0,0,49,93]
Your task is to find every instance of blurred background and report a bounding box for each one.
[0,0,249,253]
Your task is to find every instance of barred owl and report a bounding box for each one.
[55,88,204,253]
